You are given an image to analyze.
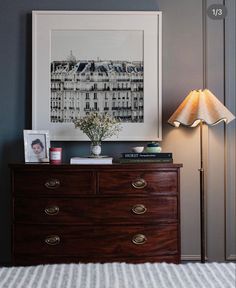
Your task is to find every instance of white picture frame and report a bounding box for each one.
[23,130,50,163]
[32,11,162,141]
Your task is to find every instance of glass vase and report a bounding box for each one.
[90,141,102,157]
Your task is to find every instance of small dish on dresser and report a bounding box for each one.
[132,146,144,153]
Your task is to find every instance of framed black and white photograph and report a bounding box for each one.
[23,130,50,162]
[32,11,162,140]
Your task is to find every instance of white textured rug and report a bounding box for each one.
[0,262,235,288]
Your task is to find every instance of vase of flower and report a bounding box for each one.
[90,141,102,157]
[74,113,122,156]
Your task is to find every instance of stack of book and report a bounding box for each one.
[119,152,173,163]
[70,156,113,164]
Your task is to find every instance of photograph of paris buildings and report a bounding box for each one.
[50,30,144,123]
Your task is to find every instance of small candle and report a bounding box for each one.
[49,147,62,164]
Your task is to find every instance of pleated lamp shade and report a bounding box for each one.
[168,89,235,127]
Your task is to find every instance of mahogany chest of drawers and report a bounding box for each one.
[10,163,182,265]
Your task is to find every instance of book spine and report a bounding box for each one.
[119,158,173,163]
[122,153,172,159]
[71,160,112,164]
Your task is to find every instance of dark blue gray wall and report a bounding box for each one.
[0,0,159,264]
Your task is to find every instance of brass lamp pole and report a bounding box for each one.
[199,120,205,263]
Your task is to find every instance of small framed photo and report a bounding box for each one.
[23,130,50,163]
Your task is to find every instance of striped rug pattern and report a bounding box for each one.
[0,262,235,288]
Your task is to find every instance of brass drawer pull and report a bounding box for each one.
[132,204,147,215]
[132,178,147,189]
[44,206,59,216]
[132,234,147,245]
[45,179,60,189]
[45,235,60,246]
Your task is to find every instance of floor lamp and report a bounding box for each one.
[168,89,235,263]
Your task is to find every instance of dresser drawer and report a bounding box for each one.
[14,196,178,224]
[99,171,178,194]
[14,224,178,258]
[13,171,95,195]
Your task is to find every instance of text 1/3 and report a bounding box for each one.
[212,9,222,17]
[207,4,227,20]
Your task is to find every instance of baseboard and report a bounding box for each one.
[181,255,201,261]
[226,255,236,261]
[182,254,236,262]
